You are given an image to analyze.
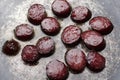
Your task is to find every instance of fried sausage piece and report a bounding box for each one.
[89,16,113,35]
[46,60,69,80]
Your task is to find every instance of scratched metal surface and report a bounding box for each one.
[0,0,120,80]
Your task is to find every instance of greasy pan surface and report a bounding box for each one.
[0,0,120,80]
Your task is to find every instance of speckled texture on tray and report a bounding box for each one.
[0,0,120,80]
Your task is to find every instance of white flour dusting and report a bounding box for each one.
[0,0,119,80]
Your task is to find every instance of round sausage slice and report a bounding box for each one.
[46,60,69,80]
[65,49,86,72]
[52,0,71,17]
[61,25,81,45]
[89,16,113,35]
[2,39,20,56]
[21,45,40,63]
[27,4,47,25]
[86,51,106,72]
[81,30,105,51]
[41,17,60,35]
[36,36,55,56]
[14,24,34,41]
[71,6,92,23]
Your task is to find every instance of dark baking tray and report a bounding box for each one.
[0,0,120,80]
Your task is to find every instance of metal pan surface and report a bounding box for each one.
[0,0,120,80]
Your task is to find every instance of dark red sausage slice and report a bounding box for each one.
[21,45,40,63]
[65,49,86,72]
[61,25,81,45]
[89,16,113,35]
[81,30,105,51]
[46,60,69,80]
[52,0,71,18]
[36,36,55,56]
[71,6,92,23]
[2,39,20,56]
[86,51,106,72]
[41,17,60,35]
[14,24,34,41]
[27,4,47,25]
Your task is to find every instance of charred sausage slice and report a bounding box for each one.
[2,39,20,56]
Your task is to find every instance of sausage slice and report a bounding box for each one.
[41,17,60,35]
[2,39,20,56]
[46,60,69,80]
[14,24,34,41]
[52,0,71,17]
[36,36,55,56]
[71,6,92,23]
[21,45,40,63]
[65,48,86,72]
[27,4,47,25]
[86,51,106,72]
[61,25,81,46]
[89,16,113,35]
[81,30,105,51]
